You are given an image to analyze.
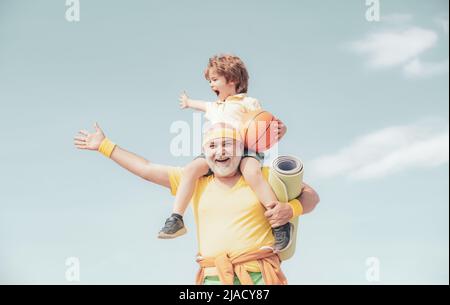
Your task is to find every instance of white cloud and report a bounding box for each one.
[403,58,449,78]
[349,21,449,78]
[309,119,449,181]
[381,13,413,24]
[350,27,438,68]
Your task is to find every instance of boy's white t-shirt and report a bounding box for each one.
[204,94,262,129]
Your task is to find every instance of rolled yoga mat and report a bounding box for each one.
[268,155,304,261]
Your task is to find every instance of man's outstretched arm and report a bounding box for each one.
[74,123,172,189]
[109,146,172,188]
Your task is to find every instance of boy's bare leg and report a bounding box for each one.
[173,158,210,215]
[240,157,293,252]
[239,157,277,208]
[158,158,210,239]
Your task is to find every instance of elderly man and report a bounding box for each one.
[74,123,320,285]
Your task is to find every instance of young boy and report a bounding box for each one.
[158,54,291,252]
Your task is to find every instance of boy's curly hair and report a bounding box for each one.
[204,54,249,94]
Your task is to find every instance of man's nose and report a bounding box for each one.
[214,146,226,156]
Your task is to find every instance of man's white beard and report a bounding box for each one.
[206,156,242,178]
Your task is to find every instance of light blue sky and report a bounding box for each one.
[0,0,448,284]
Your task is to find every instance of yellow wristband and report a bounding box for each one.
[288,199,303,219]
[98,138,116,158]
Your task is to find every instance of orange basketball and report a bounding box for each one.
[241,110,279,153]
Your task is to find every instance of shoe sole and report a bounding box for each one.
[157,227,187,239]
[274,223,294,253]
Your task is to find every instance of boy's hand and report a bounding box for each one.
[179,91,190,109]
[74,122,105,151]
[275,119,287,141]
[264,201,293,227]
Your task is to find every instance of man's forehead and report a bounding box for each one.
[205,137,235,145]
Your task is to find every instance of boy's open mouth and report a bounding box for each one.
[213,89,220,96]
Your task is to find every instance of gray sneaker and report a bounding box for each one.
[158,215,187,239]
[273,222,293,252]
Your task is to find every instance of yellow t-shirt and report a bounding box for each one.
[168,166,274,274]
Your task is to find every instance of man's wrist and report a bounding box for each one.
[288,199,303,219]
[98,138,116,158]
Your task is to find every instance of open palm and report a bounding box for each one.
[74,123,105,150]
[179,91,189,109]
